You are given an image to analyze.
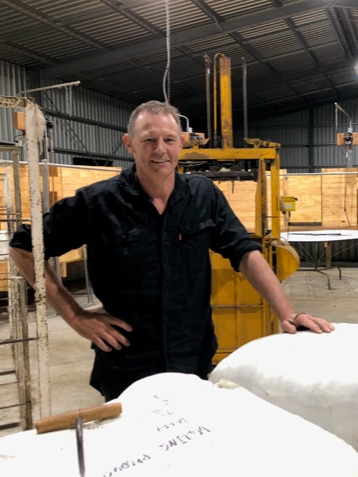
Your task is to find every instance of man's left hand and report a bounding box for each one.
[281,312,335,334]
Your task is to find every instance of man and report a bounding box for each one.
[9,100,334,401]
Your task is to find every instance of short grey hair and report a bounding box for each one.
[127,100,182,137]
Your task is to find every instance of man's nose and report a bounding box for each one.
[154,138,166,152]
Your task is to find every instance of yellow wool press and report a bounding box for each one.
[178,53,299,364]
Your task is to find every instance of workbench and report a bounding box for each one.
[281,229,358,289]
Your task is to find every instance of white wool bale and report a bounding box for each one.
[0,372,357,476]
[209,322,358,451]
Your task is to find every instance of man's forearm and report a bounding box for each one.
[239,250,295,322]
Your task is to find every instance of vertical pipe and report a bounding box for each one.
[11,148,23,226]
[6,160,33,429]
[82,245,95,306]
[204,55,212,147]
[213,54,219,147]
[25,100,52,418]
[241,57,248,141]
[308,108,314,173]
[270,148,281,240]
[42,155,50,213]
[42,124,62,280]
[219,55,233,148]
[255,157,265,238]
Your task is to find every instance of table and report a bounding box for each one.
[281,229,358,289]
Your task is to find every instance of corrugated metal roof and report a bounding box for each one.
[0,0,357,128]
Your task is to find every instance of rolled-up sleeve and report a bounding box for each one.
[209,182,261,271]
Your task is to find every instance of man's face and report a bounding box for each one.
[123,111,184,182]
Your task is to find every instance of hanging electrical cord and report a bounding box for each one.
[162,0,171,103]
[162,0,192,133]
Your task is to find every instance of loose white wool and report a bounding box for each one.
[209,323,358,451]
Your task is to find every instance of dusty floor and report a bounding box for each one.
[0,266,358,438]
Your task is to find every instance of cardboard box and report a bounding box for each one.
[336,132,358,146]
[13,111,26,131]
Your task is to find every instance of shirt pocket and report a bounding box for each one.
[95,226,148,285]
[102,227,145,247]
[178,218,215,269]
[180,218,215,237]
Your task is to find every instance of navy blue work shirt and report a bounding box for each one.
[10,164,261,391]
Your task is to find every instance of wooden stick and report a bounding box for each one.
[35,402,122,434]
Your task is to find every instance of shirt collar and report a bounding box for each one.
[120,163,187,206]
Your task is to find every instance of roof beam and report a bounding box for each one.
[41,0,343,78]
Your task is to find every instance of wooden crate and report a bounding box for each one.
[1,163,358,292]
[0,164,121,290]
[282,174,322,225]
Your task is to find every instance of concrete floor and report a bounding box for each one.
[1,266,358,439]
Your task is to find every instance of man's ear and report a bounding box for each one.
[179,134,185,149]
[123,133,134,153]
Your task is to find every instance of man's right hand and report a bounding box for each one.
[8,248,133,352]
[71,307,133,352]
